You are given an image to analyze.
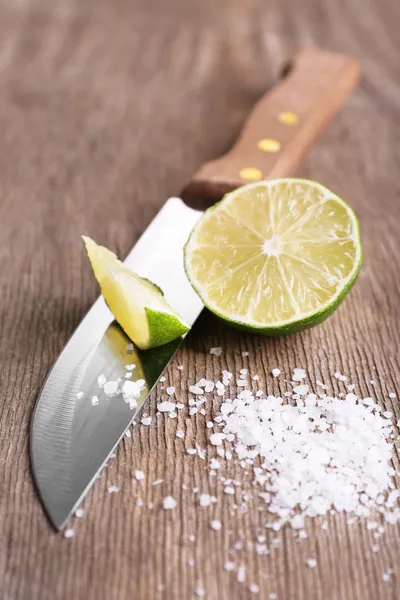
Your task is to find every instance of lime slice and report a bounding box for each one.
[83,237,190,350]
[184,178,362,334]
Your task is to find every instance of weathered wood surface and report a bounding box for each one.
[0,0,399,599]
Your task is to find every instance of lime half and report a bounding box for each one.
[184,179,362,334]
[83,237,190,350]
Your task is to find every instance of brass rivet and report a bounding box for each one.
[278,111,299,125]
[239,167,263,181]
[257,138,281,153]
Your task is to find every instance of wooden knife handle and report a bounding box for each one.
[183,48,360,203]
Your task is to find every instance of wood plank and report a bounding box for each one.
[0,0,399,599]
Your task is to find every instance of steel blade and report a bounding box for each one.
[30,198,203,530]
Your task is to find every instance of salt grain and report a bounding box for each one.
[209,433,225,446]
[224,561,235,571]
[272,368,281,377]
[166,386,175,395]
[64,528,74,538]
[237,565,246,583]
[307,559,317,569]
[158,401,176,412]
[91,395,99,406]
[176,429,185,439]
[189,385,204,395]
[199,494,212,507]
[98,374,107,387]
[108,485,120,493]
[210,347,223,356]
[104,381,119,396]
[75,508,84,518]
[249,584,260,594]
[292,368,306,381]
[293,384,309,395]
[211,519,222,530]
[141,416,152,426]
[76,391,84,400]
[163,496,177,510]
[195,586,206,597]
[135,470,145,481]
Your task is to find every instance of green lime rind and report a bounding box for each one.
[183,178,362,335]
[144,307,190,349]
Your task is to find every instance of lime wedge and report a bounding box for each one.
[184,179,362,334]
[83,237,190,350]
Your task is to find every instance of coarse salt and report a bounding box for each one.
[237,565,246,583]
[195,587,206,597]
[141,416,152,426]
[307,559,317,569]
[210,347,223,356]
[272,368,281,377]
[292,368,306,381]
[249,584,260,594]
[166,386,175,395]
[163,496,177,510]
[199,494,212,507]
[135,470,145,481]
[75,508,84,518]
[215,386,398,527]
[158,401,176,413]
[211,519,222,530]
[189,385,204,395]
[97,374,107,387]
[91,395,99,406]
[104,381,119,396]
[209,433,225,446]
[64,528,74,538]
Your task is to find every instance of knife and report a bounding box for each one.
[30,48,360,530]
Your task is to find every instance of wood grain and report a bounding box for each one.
[0,0,399,599]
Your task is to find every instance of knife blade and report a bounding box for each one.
[31,199,202,530]
[30,48,360,529]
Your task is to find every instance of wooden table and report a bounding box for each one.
[1,1,399,599]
